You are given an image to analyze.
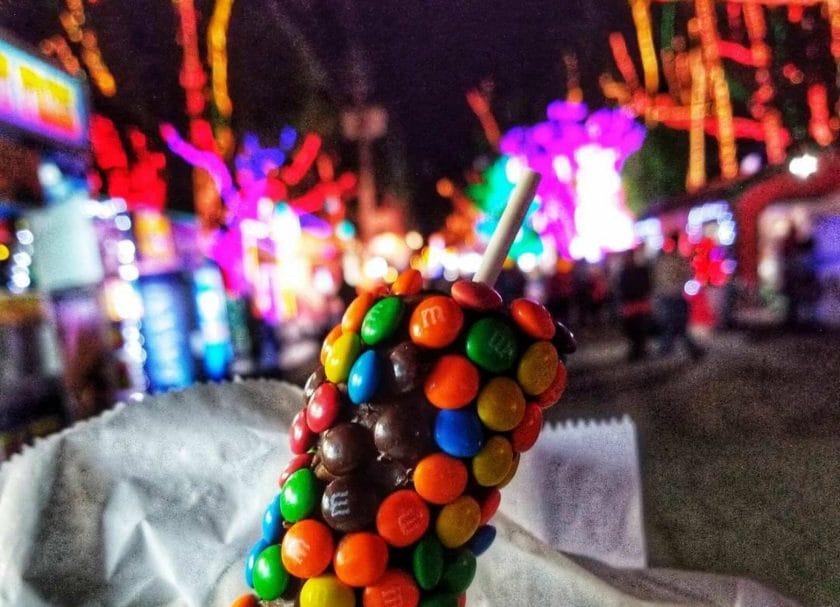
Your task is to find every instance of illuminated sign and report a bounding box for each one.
[0,35,87,148]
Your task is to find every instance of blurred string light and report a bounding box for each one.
[52,0,116,96]
[466,87,502,150]
[208,0,235,119]
[563,53,584,103]
[171,0,207,119]
[695,0,738,180]
[40,36,81,76]
[630,0,659,93]
[90,115,168,209]
[807,84,833,146]
[687,52,707,191]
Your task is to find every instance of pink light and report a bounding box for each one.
[499,102,645,260]
[160,122,238,206]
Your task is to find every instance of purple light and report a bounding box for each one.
[499,101,645,260]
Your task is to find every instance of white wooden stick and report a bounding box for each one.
[473,168,541,287]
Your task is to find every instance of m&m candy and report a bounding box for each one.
[232,279,575,607]
[282,519,334,579]
[299,575,356,607]
[363,569,420,607]
[362,296,404,346]
[409,296,464,349]
[334,532,390,587]
[252,545,290,600]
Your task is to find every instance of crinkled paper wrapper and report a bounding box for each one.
[0,380,799,607]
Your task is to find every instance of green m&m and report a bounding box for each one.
[252,545,290,600]
[280,468,319,522]
[361,296,404,346]
[465,317,518,373]
[440,548,476,594]
[412,534,445,591]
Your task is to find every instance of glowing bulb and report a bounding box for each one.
[405,231,424,250]
[789,153,818,179]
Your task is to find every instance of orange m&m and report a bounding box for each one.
[409,296,464,349]
[376,490,430,547]
[510,298,556,340]
[281,519,334,579]
[342,292,375,333]
[391,268,423,296]
[424,355,479,409]
[363,569,420,607]
[413,453,468,505]
[334,532,390,587]
[229,594,259,607]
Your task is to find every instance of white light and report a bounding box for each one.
[789,153,818,179]
[12,252,31,266]
[684,279,701,296]
[552,155,572,182]
[37,162,61,187]
[117,240,136,264]
[740,153,762,176]
[313,267,336,294]
[115,215,132,231]
[16,229,34,245]
[405,231,424,250]
[458,252,483,275]
[11,272,31,289]
[363,256,388,280]
[119,264,140,282]
[517,252,538,273]
[504,156,525,183]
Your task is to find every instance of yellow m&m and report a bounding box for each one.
[472,436,514,487]
[516,341,559,396]
[435,495,481,549]
[476,377,526,431]
[325,332,362,383]
[299,575,355,607]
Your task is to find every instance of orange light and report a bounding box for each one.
[609,32,641,90]
[807,84,834,146]
[687,52,707,191]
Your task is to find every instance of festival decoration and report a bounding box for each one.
[494,101,645,262]
[89,115,167,210]
[605,0,839,191]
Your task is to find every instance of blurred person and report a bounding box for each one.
[652,232,705,359]
[781,225,819,328]
[546,259,574,325]
[617,247,652,362]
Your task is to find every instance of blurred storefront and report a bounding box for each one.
[0,31,90,458]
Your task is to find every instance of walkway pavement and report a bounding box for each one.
[546,326,840,606]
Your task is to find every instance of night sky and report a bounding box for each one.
[0,0,632,229]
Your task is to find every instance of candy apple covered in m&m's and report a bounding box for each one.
[231,268,575,607]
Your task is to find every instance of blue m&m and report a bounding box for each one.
[434,409,483,458]
[347,349,381,404]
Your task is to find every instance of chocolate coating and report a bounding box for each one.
[321,476,379,532]
[303,366,326,400]
[374,404,433,464]
[383,341,425,394]
[552,320,577,354]
[351,403,386,431]
[364,457,412,494]
[319,422,375,476]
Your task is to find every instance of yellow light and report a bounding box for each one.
[384,267,399,284]
[630,0,659,93]
[0,244,10,262]
[687,52,707,192]
[208,0,234,119]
